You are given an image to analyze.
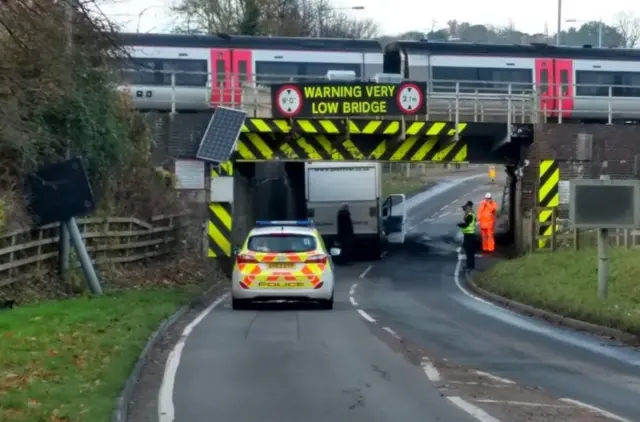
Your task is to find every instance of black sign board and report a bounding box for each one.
[25,157,96,226]
[271,82,427,118]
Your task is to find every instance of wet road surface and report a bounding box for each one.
[165,263,480,422]
[355,174,640,421]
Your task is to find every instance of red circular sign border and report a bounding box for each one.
[395,82,424,115]
[275,85,303,117]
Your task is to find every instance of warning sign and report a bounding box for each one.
[270,82,427,118]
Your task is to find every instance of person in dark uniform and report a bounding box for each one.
[336,204,354,265]
[457,201,477,272]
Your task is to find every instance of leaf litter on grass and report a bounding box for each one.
[477,248,640,335]
[0,290,188,422]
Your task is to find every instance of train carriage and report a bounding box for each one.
[116,33,383,111]
[115,32,640,121]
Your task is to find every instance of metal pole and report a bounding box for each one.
[598,20,603,47]
[556,0,562,45]
[60,0,74,280]
[66,218,103,294]
[597,228,609,298]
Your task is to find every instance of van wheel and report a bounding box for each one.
[232,297,251,310]
[319,293,334,310]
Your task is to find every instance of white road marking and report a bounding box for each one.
[382,326,402,340]
[440,205,448,211]
[473,370,516,384]
[357,309,376,322]
[359,265,373,279]
[421,358,441,382]
[440,211,451,218]
[454,254,504,310]
[448,381,510,388]
[349,283,357,296]
[559,398,632,421]
[447,396,503,422]
[473,399,570,408]
[349,296,358,306]
[381,251,388,258]
[158,293,229,422]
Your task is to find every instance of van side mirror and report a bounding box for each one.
[382,208,389,217]
[329,247,341,256]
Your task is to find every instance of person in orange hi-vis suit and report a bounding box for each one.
[478,192,498,252]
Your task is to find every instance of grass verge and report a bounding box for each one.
[382,173,434,197]
[476,248,640,335]
[0,288,191,421]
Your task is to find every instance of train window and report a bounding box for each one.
[477,68,533,93]
[560,70,569,97]
[619,72,640,97]
[238,60,248,83]
[431,66,479,92]
[118,58,157,85]
[216,60,226,86]
[540,69,549,94]
[255,61,301,84]
[576,71,615,96]
[161,59,207,86]
[304,63,361,81]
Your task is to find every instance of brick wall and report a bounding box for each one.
[521,123,640,212]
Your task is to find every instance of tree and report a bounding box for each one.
[614,11,640,47]
[170,0,379,38]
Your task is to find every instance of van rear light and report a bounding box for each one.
[305,254,327,264]
[314,282,324,290]
[237,254,258,264]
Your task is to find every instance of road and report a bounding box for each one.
[156,173,640,422]
[160,264,481,422]
[355,174,640,422]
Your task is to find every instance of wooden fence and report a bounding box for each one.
[0,214,188,288]
[523,207,640,253]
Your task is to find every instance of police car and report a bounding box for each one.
[231,221,340,310]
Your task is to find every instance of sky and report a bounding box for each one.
[98,0,637,36]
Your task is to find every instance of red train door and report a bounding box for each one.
[535,58,555,116]
[210,49,231,106]
[230,50,253,107]
[554,59,574,119]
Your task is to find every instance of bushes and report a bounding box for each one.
[0,1,179,233]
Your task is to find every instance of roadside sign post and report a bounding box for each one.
[596,227,609,298]
[569,178,640,299]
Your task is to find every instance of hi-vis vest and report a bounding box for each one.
[461,212,476,234]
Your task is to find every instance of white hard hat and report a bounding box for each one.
[485,192,492,199]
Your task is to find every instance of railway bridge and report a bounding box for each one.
[201,79,537,259]
[145,80,640,261]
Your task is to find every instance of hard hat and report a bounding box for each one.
[485,192,492,199]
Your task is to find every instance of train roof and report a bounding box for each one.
[384,40,640,61]
[116,32,383,52]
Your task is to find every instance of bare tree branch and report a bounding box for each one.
[614,11,640,47]
[169,0,378,38]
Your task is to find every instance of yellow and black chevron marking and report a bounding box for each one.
[210,161,234,177]
[241,118,290,133]
[347,120,467,137]
[293,119,346,134]
[369,136,468,162]
[208,202,232,258]
[538,160,560,248]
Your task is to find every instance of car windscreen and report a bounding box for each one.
[248,234,317,253]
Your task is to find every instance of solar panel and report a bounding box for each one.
[196,106,247,163]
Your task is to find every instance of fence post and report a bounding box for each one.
[573,227,580,250]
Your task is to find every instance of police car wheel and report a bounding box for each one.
[319,292,334,310]
[232,297,251,310]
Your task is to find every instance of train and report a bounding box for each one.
[116,32,640,121]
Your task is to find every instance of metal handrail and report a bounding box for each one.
[116,70,640,123]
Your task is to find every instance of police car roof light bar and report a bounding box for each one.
[255,220,314,228]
